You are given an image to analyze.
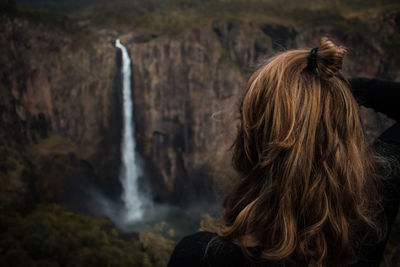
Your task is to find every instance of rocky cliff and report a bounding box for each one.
[1,6,399,212]
[0,14,122,212]
[119,12,399,205]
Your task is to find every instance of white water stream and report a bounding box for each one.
[115,39,147,222]
[111,39,208,237]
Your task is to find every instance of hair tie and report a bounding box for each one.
[307,47,319,70]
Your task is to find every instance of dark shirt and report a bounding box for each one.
[168,78,400,267]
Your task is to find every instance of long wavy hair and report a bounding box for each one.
[217,38,384,266]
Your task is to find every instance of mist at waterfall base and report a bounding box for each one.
[91,39,203,239]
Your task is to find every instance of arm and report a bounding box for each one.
[349,78,400,121]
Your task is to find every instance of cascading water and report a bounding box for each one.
[112,39,207,238]
[115,38,147,223]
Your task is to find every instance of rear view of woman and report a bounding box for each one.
[168,38,400,266]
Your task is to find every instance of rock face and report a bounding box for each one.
[123,24,251,203]
[0,15,121,211]
[0,9,399,211]
[120,16,398,205]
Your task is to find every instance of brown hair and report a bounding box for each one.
[218,38,383,266]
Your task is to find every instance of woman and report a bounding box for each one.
[168,38,400,266]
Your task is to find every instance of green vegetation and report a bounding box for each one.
[0,204,175,267]
[17,0,98,13]
[71,0,400,63]
[72,0,400,32]
[1,5,75,32]
[0,0,89,44]
[5,0,400,56]
[139,222,175,266]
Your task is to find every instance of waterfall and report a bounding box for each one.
[115,38,146,222]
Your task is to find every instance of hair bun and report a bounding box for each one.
[314,37,347,80]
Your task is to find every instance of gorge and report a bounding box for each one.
[1,1,400,265]
[2,5,399,216]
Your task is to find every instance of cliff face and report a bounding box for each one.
[0,15,121,211]
[123,23,253,203]
[118,13,398,205]
[1,8,399,210]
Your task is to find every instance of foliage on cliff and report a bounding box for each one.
[0,204,174,267]
[74,0,400,71]
[73,0,400,31]
[1,0,89,41]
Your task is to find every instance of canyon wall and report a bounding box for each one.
[121,13,399,204]
[0,15,121,211]
[1,9,399,211]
